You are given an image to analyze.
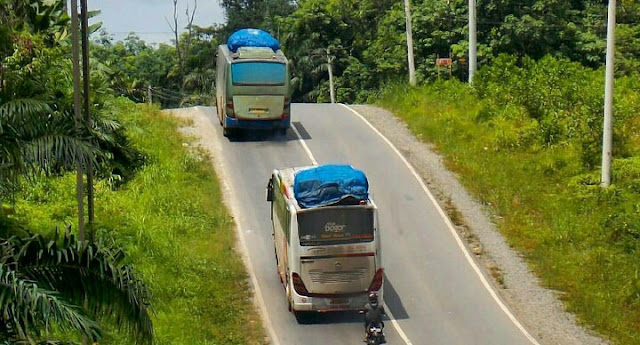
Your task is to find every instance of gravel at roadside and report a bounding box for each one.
[350,104,609,345]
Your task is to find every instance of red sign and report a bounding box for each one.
[436,58,452,67]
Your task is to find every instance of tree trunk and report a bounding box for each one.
[169,0,183,83]
[80,0,94,234]
[327,48,335,104]
[70,0,85,241]
[404,0,416,86]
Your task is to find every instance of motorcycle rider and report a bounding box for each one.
[363,292,386,343]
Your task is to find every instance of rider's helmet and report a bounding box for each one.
[368,292,378,306]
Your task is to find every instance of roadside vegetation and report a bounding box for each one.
[10,100,266,344]
[3,0,640,343]
[2,0,266,342]
[376,56,640,345]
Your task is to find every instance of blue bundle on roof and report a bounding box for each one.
[227,28,281,52]
[294,165,369,209]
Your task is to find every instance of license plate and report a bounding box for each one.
[330,299,348,305]
[249,108,267,114]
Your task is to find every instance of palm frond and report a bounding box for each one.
[0,263,101,342]
[92,117,122,134]
[0,99,52,126]
[9,230,154,344]
[21,134,101,173]
[90,117,121,145]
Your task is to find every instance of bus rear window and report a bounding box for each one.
[297,208,374,246]
[232,62,286,85]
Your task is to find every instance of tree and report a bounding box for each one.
[0,98,99,198]
[220,0,296,37]
[180,25,220,106]
[277,0,397,101]
[1,28,142,199]
[0,229,153,344]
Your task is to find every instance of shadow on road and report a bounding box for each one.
[295,310,362,325]
[224,121,312,143]
[292,121,312,140]
[225,128,292,142]
[383,275,410,320]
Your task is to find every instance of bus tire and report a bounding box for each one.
[223,127,231,137]
[278,127,288,136]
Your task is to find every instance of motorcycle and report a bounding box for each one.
[364,324,386,344]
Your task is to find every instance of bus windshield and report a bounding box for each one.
[232,62,286,85]
[297,208,374,246]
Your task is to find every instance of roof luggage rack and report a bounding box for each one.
[293,164,369,209]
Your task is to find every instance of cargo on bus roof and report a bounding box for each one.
[227,28,281,52]
[293,164,369,209]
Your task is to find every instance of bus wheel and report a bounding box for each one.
[223,127,231,137]
[278,128,288,136]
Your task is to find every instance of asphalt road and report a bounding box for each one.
[195,104,540,345]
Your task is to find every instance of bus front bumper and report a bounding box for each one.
[225,117,290,130]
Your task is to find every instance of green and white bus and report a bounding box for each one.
[215,44,291,137]
[266,165,384,315]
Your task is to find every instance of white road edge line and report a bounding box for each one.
[231,214,282,345]
[340,104,541,345]
[194,107,281,345]
[291,123,318,165]
[292,119,413,345]
[383,306,414,345]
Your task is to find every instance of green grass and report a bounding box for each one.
[377,80,640,345]
[12,98,266,344]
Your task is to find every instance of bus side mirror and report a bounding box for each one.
[266,178,274,202]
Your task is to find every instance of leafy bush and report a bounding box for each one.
[474,54,639,168]
[376,65,640,344]
[11,102,265,344]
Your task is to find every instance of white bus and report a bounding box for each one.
[215,41,291,137]
[266,165,383,315]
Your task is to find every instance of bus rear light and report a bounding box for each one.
[225,97,235,118]
[292,272,310,296]
[368,268,384,292]
[281,113,289,119]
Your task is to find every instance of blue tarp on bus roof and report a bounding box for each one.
[293,165,369,209]
[227,28,281,52]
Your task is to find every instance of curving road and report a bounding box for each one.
[189,104,540,345]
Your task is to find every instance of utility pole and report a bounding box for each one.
[70,0,85,241]
[80,0,94,232]
[601,0,616,187]
[327,48,335,104]
[468,0,477,84]
[404,0,416,86]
